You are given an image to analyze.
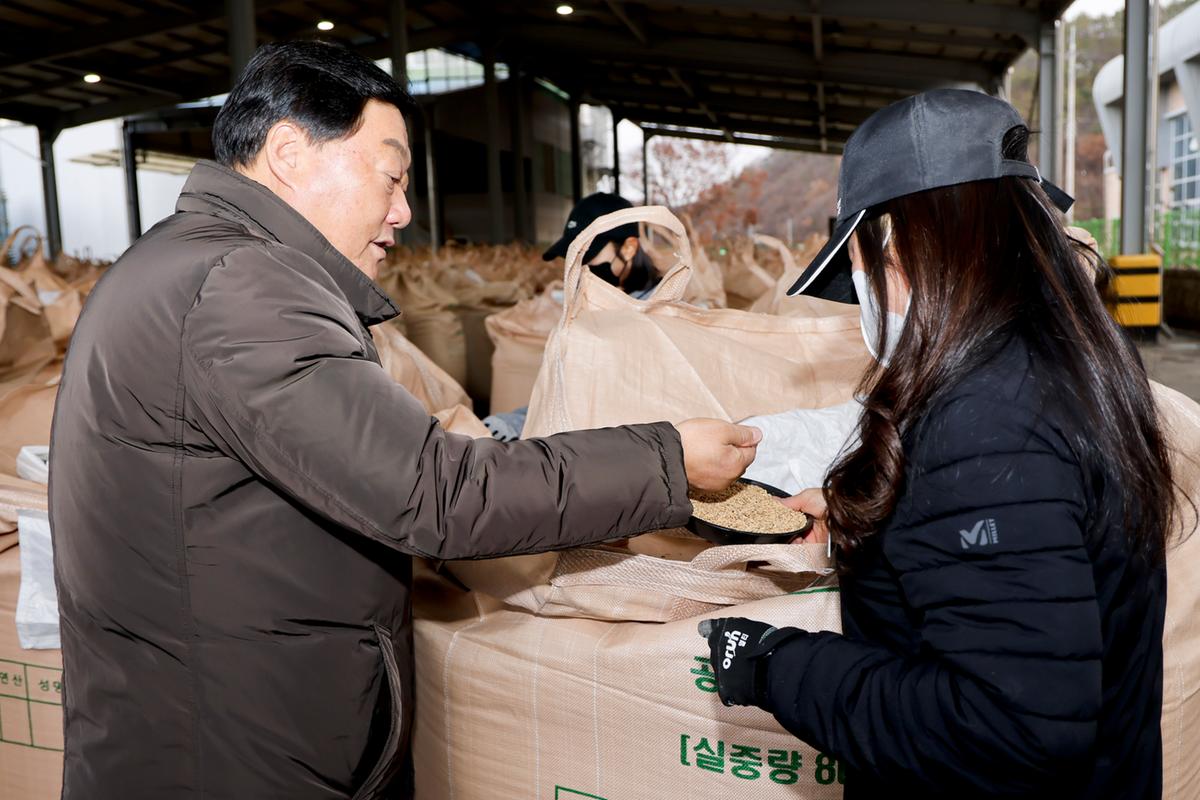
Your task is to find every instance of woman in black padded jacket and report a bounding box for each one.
[701,89,1180,800]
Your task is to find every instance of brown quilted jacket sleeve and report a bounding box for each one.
[180,245,692,559]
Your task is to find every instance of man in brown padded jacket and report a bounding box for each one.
[48,41,759,799]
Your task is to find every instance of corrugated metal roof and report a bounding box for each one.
[0,0,1072,152]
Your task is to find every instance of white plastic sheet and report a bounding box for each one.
[16,444,49,485]
[16,509,59,649]
[741,399,863,495]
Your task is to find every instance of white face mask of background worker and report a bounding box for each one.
[849,219,910,367]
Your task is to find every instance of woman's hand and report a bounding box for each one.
[783,488,829,543]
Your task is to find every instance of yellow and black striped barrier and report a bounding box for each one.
[1107,253,1162,334]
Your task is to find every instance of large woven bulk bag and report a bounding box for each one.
[721,236,777,310]
[0,374,57,481]
[485,283,563,415]
[370,324,469,415]
[748,234,844,319]
[523,206,870,438]
[8,231,81,350]
[414,543,846,800]
[0,533,63,799]
[0,231,54,391]
[410,212,867,798]
[1155,382,1200,800]
[642,214,727,309]
[382,268,468,387]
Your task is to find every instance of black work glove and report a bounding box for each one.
[698,617,804,708]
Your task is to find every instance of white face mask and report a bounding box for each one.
[851,270,906,365]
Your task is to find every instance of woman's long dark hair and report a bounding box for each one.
[825,126,1177,567]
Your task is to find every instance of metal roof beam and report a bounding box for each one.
[582,80,875,125]
[0,23,464,129]
[507,24,997,90]
[0,0,293,73]
[640,123,841,154]
[355,25,478,61]
[617,106,834,139]
[639,0,1042,45]
[605,1,649,45]
[50,77,228,129]
[0,8,216,72]
[0,71,179,106]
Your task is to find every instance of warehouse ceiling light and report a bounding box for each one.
[556,4,574,15]
[316,20,335,31]
[83,73,101,84]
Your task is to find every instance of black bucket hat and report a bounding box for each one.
[788,88,1074,298]
[543,193,640,263]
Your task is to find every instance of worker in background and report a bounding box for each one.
[483,192,662,441]
[49,41,760,800]
[701,89,1175,800]
[541,191,662,299]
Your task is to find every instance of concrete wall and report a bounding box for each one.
[426,78,573,245]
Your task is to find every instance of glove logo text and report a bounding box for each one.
[722,630,749,669]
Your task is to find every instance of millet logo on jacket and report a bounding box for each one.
[960,518,999,549]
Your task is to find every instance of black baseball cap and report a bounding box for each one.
[788,88,1074,298]
[542,193,640,262]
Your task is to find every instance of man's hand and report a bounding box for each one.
[698,617,803,707]
[783,488,829,543]
[675,419,761,491]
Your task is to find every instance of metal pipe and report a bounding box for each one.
[611,109,621,195]
[389,0,410,246]
[38,127,62,259]
[483,45,504,243]
[1146,0,1160,247]
[1056,19,1066,179]
[225,0,256,85]
[1065,22,1077,223]
[1038,20,1060,184]
[122,120,142,246]
[569,96,583,202]
[1121,0,1149,254]
[512,69,528,243]
[388,0,408,86]
[642,131,651,204]
[424,105,440,255]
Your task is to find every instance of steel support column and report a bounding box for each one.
[1121,0,1150,254]
[1038,20,1060,185]
[389,0,410,245]
[38,126,62,259]
[388,0,408,86]
[484,45,504,243]
[122,120,142,245]
[225,0,256,84]
[424,106,440,254]
[512,69,529,242]
[611,109,621,196]
[569,96,582,202]
[642,131,651,204]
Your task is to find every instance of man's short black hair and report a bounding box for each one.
[213,39,419,167]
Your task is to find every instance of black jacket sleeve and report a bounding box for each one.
[761,390,1104,794]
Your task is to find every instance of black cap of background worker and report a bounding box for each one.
[788,88,1074,300]
[542,192,640,263]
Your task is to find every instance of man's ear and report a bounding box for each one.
[261,121,306,189]
[619,236,639,262]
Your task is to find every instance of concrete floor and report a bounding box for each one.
[1140,328,1200,403]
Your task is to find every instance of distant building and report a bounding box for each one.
[1093,1,1200,264]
